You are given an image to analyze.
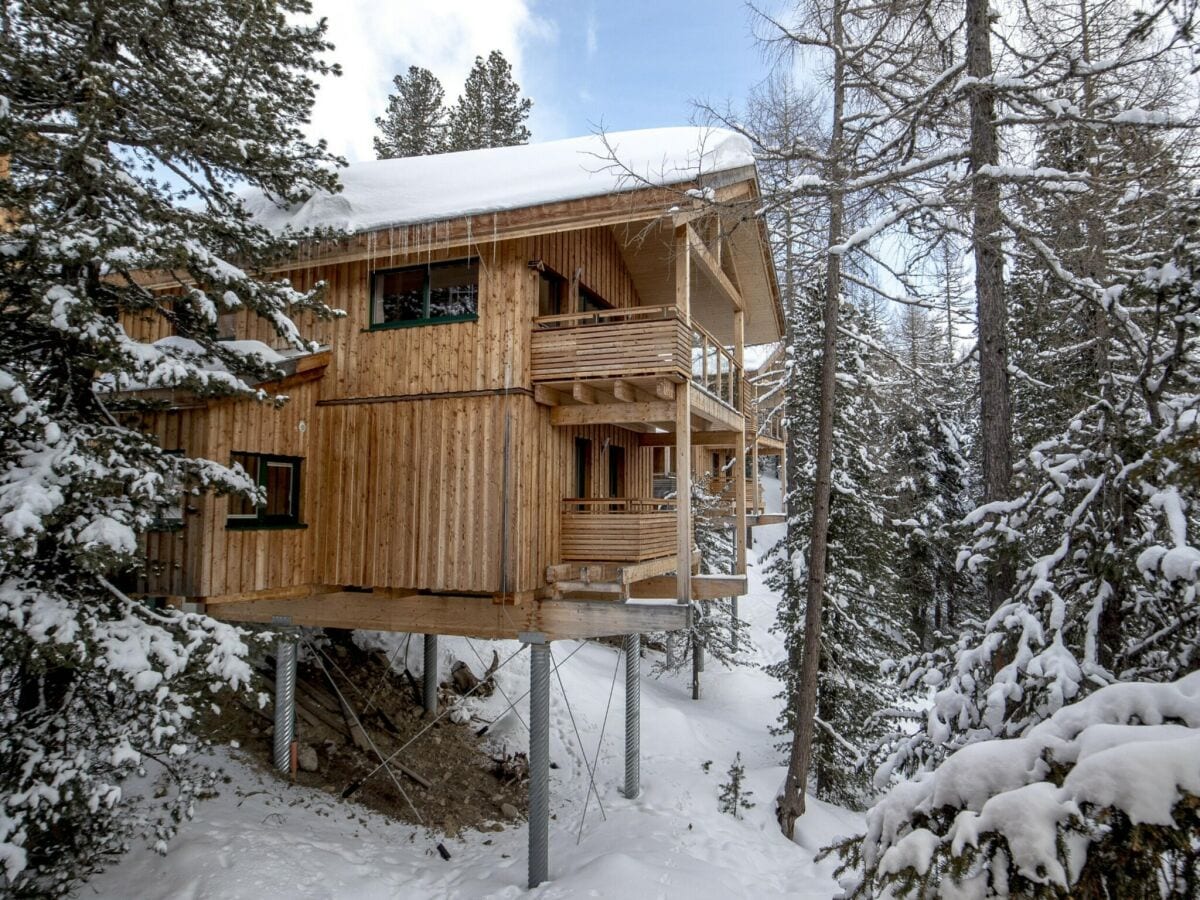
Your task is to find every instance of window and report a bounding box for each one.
[227,452,304,528]
[579,285,610,312]
[538,269,566,317]
[574,438,592,500]
[608,446,625,498]
[371,259,479,328]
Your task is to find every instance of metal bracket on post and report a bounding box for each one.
[623,633,640,799]
[273,630,299,775]
[422,634,438,718]
[526,633,550,889]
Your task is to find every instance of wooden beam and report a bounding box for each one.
[550,401,675,427]
[572,382,598,404]
[654,378,676,400]
[639,430,741,447]
[611,380,636,403]
[734,307,747,576]
[628,575,748,601]
[688,228,744,312]
[675,224,692,608]
[209,592,690,641]
[533,384,564,406]
[201,583,341,606]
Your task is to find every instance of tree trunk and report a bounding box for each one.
[778,0,844,840]
[966,0,1014,613]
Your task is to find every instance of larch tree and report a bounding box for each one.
[740,0,963,835]
[374,65,448,158]
[445,50,533,152]
[0,0,342,893]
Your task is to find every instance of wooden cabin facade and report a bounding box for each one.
[129,130,783,642]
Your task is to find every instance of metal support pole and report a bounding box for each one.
[528,637,551,889]
[691,633,702,700]
[623,633,640,799]
[273,636,298,774]
[422,633,438,717]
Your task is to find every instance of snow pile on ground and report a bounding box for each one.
[242,127,755,235]
[86,477,860,898]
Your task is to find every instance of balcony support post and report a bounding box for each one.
[675,225,692,607]
[734,309,747,577]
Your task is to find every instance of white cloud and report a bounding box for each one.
[306,0,556,162]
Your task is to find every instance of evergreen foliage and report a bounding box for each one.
[374,66,448,158]
[0,0,341,892]
[445,51,532,152]
[768,286,911,808]
[717,752,755,819]
[652,479,749,675]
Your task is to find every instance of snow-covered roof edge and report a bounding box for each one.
[243,127,757,236]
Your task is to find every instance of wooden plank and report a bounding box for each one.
[628,574,748,601]
[209,592,691,641]
[639,430,741,447]
[550,402,675,427]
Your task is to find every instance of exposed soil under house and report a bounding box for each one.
[202,630,528,836]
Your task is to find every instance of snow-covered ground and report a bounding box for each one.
[88,477,860,898]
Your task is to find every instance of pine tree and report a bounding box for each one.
[886,306,974,649]
[0,0,341,892]
[768,286,911,808]
[374,66,448,158]
[717,752,755,819]
[445,50,532,151]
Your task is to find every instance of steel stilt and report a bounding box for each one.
[273,636,298,774]
[422,633,438,717]
[528,638,551,889]
[623,633,640,799]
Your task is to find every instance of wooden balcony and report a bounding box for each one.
[532,305,690,383]
[532,306,747,431]
[560,498,676,562]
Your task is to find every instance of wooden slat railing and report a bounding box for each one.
[531,305,690,382]
[560,497,677,562]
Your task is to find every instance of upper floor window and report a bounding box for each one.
[580,285,610,312]
[227,451,304,529]
[370,258,479,329]
[538,269,566,317]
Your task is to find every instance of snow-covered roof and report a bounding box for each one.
[244,127,756,235]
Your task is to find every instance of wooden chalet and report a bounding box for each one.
[124,125,784,889]
[129,127,784,640]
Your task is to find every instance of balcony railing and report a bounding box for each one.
[691,321,742,411]
[532,305,690,382]
[560,497,677,562]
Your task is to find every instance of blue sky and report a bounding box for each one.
[521,1,771,139]
[308,0,776,162]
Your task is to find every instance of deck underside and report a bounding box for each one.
[208,590,692,641]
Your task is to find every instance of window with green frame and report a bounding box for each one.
[370,258,479,328]
[227,452,304,529]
